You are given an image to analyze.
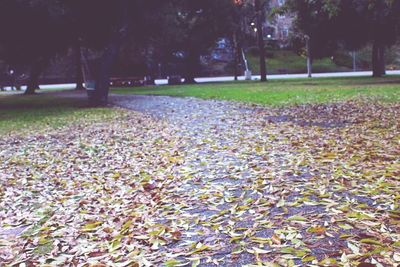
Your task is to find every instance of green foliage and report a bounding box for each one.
[332,45,400,70]
[286,0,400,55]
[246,49,349,74]
[285,0,341,59]
[152,0,237,79]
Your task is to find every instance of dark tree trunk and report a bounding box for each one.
[372,43,378,76]
[25,60,44,95]
[88,0,129,106]
[183,75,196,84]
[233,33,239,81]
[255,0,267,82]
[183,51,199,84]
[75,43,85,90]
[372,41,386,77]
[89,37,123,106]
[378,46,386,76]
[144,75,155,85]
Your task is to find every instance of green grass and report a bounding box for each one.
[247,50,350,74]
[113,76,400,106]
[0,92,120,135]
[1,77,399,134]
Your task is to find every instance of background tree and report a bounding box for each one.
[67,0,169,105]
[285,0,340,78]
[285,0,400,78]
[0,0,70,94]
[354,0,400,77]
[155,0,235,84]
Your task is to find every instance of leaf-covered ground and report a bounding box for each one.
[1,95,399,266]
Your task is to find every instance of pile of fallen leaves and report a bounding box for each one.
[0,111,189,266]
[0,99,399,266]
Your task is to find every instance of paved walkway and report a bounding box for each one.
[111,95,312,265]
[111,95,399,266]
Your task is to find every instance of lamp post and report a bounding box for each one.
[352,51,356,72]
[305,34,312,78]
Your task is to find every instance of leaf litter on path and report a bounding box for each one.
[0,96,399,266]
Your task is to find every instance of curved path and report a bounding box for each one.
[111,95,399,266]
[1,93,397,266]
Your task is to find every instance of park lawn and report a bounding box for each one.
[0,93,121,135]
[113,76,400,106]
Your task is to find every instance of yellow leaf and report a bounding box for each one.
[302,256,316,262]
[272,234,282,245]
[81,221,103,232]
[287,215,307,222]
[112,172,121,179]
[319,258,337,266]
[338,224,353,230]
[307,226,326,235]
[251,247,271,254]
[359,238,382,246]
[189,244,210,254]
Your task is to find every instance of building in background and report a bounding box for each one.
[263,0,293,47]
[243,0,293,47]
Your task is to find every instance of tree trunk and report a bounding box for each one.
[372,42,386,77]
[183,52,199,84]
[233,33,239,81]
[255,0,267,82]
[378,46,386,76]
[90,38,123,106]
[236,44,243,79]
[75,43,85,90]
[144,75,155,85]
[25,61,43,95]
[372,43,378,77]
[88,0,129,106]
[183,77,196,84]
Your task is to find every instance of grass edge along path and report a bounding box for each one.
[113,76,400,106]
[0,93,123,136]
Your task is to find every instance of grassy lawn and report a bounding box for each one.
[113,76,400,106]
[0,92,120,135]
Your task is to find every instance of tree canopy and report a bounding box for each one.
[1,0,400,103]
[285,0,400,77]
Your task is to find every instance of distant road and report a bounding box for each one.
[2,70,400,91]
[192,70,400,84]
[161,70,400,85]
